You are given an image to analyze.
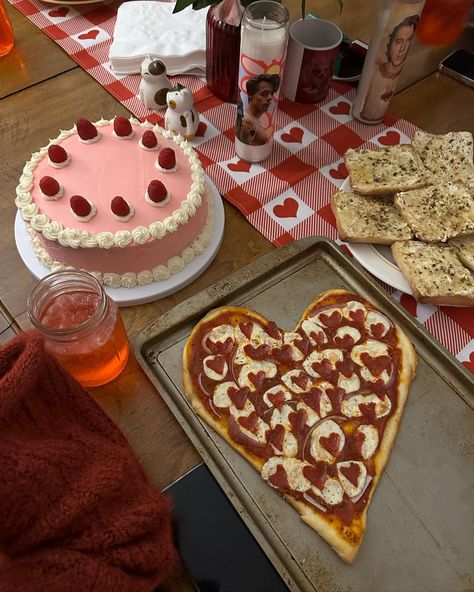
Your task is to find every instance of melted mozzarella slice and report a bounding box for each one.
[303,349,343,378]
[233,344,251,366]
[365,310,392,338]
[203,355,228,381]
[237,361,277,390]
[360,366,392,385]
[316,383,334,418]
[342,300,367,320]
[351,340,389,366]
[310,419,345,463]
[234,322,282,348]
[314,477,344,506]
[229,399,255,419]
[337,373,361,393]
[208,324,234,344]
[283,332,305,362]
[261,457,312,492]
[269,404,298,456]
[337,461,367,498]
[335,325,362,344]
[263,385,292,408]
[357,424,379,460]
[281,369,312,394]
[341,394,392,419]
[212,381,238,408]
[238,415,269,444]
[301,318,328,346]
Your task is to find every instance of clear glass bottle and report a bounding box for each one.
[27,271,130,387]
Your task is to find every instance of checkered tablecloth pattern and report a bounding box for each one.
[9,0,474,372]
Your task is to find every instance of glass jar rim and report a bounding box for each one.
[27,270,108,340]
[243,0,289,28]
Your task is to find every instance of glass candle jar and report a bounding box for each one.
[235,0,289,163]
[27,271,130,387]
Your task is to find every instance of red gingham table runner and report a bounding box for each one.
[9,0,474,372]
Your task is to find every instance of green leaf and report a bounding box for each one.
[192,0,216,8]
[173,0,197,13]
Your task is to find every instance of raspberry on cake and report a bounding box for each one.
[140,130,159,151]
[39,176,63,200]
[47,145,70,168]
[111,195,134,221]
[146,180,170,207]
[113,116,134,139]
[70,195,96,222]
[156,147,177,173]
[76,118,100,143]
[15,118,213,288]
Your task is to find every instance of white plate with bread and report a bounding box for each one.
[332,132,474,306]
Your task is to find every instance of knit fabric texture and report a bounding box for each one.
[0,330,179,592]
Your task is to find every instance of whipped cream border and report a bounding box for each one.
[16,118,206,250]
[25,192,214,289]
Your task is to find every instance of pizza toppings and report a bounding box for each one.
[238,361,277,391]
[203,355,228,381]
[301,318,328,346]
[262,458,312,493]
[228,386,249,410]
[263,385,291,409]
[337,461,367,498]
[334,326,362,348]
[212,381,238,409]
[282,369,311,393]
[310,420,345,463]
[341,394,392,419]
[303,461,327,490]
[351,340,389,366]
[208,324,234,345]
[356,424,379,459]
[304,349,344,380]
[365,310,392,338]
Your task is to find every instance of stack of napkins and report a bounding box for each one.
[109,1,209,76]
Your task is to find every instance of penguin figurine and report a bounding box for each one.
[165,86,199,141]
[139,56,171,110]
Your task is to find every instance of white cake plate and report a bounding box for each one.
[15,176,225,307]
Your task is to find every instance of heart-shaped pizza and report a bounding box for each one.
[182,289,417,563]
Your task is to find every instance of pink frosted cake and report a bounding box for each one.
[16,117,213,288]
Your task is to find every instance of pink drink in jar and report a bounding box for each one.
[28,271,129,387]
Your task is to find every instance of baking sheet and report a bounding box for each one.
[135,238,474,592]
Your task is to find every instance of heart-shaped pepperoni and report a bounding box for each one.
[239,321,253,339]
[354,430,366,455]
[293,333,309,355]
[244,343,270,360]
[267,321,282,340]
[340,462,361,487]
[320,432,340,456]
[289,409,307,437]
[359,402,377,423]
[312,359,338,384]
[292,372,309,390]
[268,424,285,450]
[303,462,327,489]
[319,311,342,328]
[215,337,233,355]
[272,345,293,363]
[267,389,287,409]
[302,388,321,414]
[349,309,365,324]
[360,353,391,377]
[335,357,356,378]
[249,371,266,392]
[268,464,290,492]
[370,323,386,339]
[238,411,259,433]
[334,334,355,350]
[310,329,327,346]
[206,355,226,375]
[228,386,249,410]
[325,387,344,413]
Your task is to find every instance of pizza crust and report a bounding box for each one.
[182,289,417,564]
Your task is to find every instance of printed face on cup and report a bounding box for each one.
[283,19,343,104]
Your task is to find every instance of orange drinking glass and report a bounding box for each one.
[0,0,14,57]
[28,271,130,387]
[417,0,472,45]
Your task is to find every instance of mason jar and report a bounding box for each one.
[27,270,130,387]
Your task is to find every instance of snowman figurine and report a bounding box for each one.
[139,56,171,110]
[165,86,199,141]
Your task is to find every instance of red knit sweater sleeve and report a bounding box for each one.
[0,330,179,592]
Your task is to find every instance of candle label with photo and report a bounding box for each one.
[352,0,425,124]
[236,53,285,147]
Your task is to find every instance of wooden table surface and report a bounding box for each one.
[1,2,473,589]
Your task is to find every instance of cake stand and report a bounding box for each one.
[15,176,225,307]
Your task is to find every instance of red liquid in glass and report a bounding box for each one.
[40,291,129,387]
[417,0,472,45]
[206,6,241,103]
[0,1,14,57]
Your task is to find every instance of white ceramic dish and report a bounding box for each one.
[15,176,225,307]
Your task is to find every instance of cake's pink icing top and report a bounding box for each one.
[31,123,194,234]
